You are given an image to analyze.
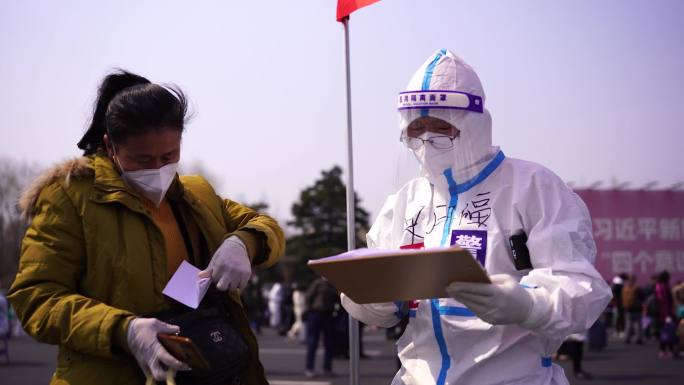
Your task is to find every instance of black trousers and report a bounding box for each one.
[558,340,584,373]
[305,311,334,371]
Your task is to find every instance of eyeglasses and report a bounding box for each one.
[400,134,456,150]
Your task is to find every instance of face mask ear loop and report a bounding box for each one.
[107,139,134,191]
[105,128,125,174]
[110,145,127,175]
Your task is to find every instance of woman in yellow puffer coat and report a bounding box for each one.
[8,70,285,385]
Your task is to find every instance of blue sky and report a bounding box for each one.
[1,0,682,227]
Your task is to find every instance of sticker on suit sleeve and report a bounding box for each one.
[450,229,487,266]
[407,300,420,318]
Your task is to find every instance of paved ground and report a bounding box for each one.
[258,327,397,385]
[257,328,684,385]
[0,335,58,385]
[1,328,682,384]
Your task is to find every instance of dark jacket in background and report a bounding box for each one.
[306,278,338,313]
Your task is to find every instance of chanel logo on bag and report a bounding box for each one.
[210,330,223,343]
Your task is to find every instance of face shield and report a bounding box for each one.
[395,50,498,185]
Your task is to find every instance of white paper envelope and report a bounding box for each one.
[162,260,211,309]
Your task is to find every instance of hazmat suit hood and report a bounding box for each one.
[399,49,499,184]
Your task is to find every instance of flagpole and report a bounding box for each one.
[342,15,361,385]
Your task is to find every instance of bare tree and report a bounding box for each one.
[0,157,38,289]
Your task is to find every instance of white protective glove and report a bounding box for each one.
[340,293,402,328]
[445,274,537,326]
[200,236,252,291]
[127,317,190,381]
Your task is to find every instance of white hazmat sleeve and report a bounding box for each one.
[514,169,612,337]
[340,293,402,328]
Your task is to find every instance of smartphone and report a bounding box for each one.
[157,333,211,370]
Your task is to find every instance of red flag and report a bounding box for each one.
[336,0,380,22]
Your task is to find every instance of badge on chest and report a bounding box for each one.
[450,229,487,266]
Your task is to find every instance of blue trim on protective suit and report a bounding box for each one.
[438,306,476,317]
[394,301,406,319]
[447,150,506,196]
[440,204,458,247]
[438,150,506,247]
[420,49,447,116]
[431,150,507,383]
[541,357,552,367]
[430,299,451,385]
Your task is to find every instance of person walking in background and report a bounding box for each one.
[304,277,338,378]
[557,333,592,380]
[0,286,9,364]
[268,282,283,329]
[642,274,659,340]
[673,281,684,352]
[278,282,295,336]
[242,275,266,335]
[612,274,627,338]
[0,287,9,350]
[330,303,368,359]
[622,274,644,344]
[587,308,608,352]
[659,316,678,358]
[331,302,350,359]
[655,271,675,358]
[288,282,307,342]
[0,286,8,336]
[672,280,684,320]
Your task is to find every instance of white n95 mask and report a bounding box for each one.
[410,133,455,179]
[119,162,179,207]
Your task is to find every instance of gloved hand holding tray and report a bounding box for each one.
[307,247,490,304]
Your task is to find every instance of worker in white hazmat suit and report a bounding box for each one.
[341,49,612,385]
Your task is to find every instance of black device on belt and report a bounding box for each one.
[509,231,533,270]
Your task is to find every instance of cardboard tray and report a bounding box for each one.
[307,247,490,304]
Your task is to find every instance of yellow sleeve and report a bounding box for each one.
[180,174,285,268]
[222,199,285,268]
[7,183,134,358]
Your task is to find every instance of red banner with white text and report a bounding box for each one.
[575,189,684,284]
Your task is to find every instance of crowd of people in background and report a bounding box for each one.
[606,271,684,358]
[238,269,684,380]
[3,270,682,377]
[240,276,360,378]
[556,270,684,379]
[0,285,27,363]
[0,287,25,339]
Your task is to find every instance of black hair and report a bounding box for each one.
[658,270,670,283]
[77,69,188,155]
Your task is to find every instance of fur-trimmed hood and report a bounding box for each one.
[19,157,93,219]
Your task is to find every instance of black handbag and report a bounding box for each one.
[152,202,249,384]
[151,292,249,385]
